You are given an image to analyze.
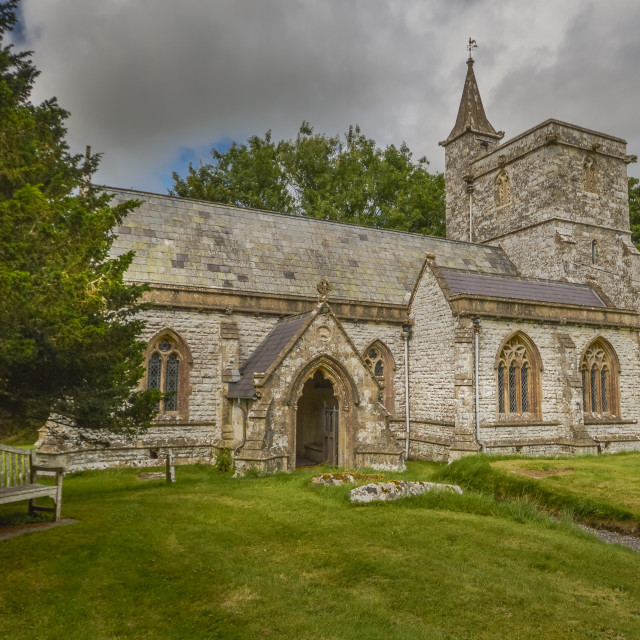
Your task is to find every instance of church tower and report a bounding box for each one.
[440,54,640,310]
[440,55,503,242]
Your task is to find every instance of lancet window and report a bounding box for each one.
[584,155,597,193]
[364,341,395,413]
[581,339,619,416]
[496,334,541,417]
[145,331,191,417]
[495,170,511,207]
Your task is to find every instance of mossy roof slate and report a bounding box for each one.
[440,267,606,308]
[108,188,518,306]
[227,313,311,399]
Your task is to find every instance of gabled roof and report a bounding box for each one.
[227,313,311,399]
[439,267,606,308]
[443,59,502,145]
[108,188,518,306]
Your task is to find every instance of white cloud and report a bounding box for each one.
[15,0,640,191]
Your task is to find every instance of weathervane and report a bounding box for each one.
[467,38,477,61]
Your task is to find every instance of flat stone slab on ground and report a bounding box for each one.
[348,481,463,503]
[311,472,385,486]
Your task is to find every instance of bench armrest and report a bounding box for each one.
[31,465,65,485]
[31,465,65,473]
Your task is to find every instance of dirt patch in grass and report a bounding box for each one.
[0,518,78,541]
[138,472,165,481]
[510,468,574,479]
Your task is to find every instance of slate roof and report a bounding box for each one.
[227,313,311,399]
[108,188,518,306]
[444,59,501,144]
[439,268,606,308]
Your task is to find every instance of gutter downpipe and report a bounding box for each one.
[473,318,485,452]
[402,325,412,461]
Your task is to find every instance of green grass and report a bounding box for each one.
[434,454,640,534]
[1,461,640,639]
[493,453,640,514]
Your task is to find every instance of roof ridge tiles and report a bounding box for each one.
[104,185,506,250]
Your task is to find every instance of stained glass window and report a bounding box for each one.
[164,354,179,411]
[497,334,539,417]
[521,366,529,413]
[147,353,161,390]
[146,334,186,415]
[581,340,617,416]
[363,342,394,413]
[509,363,517,413]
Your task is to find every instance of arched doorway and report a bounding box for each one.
[295,370,339,467]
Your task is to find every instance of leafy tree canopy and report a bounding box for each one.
[0,0,159,439]
[171,122,446,236]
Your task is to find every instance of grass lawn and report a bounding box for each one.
[1,461,640,639]
[492,453,640,515]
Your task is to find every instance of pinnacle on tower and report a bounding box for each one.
[442,57,502,146]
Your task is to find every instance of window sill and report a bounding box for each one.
[584,416,637,425]
[483,419,559,428]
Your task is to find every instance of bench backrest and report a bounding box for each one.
[0,444,34,488]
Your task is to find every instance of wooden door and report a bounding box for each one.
[323,403,338,465]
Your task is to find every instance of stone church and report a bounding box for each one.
[38,58,640,473]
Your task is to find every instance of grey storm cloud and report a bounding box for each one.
[13,0,640,192]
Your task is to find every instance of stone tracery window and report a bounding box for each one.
[495,169,511,207]
[584,155,597,193]
[496,333,541,418]
[145,331,191,417]
[364,341,395,413]
[581,339,619,416]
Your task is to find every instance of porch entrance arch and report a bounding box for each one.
[289,356,360,469]
[295,371,338,466]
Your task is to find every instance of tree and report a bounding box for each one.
[171,122,446,236]
[0,0,159,439]
[629,177,640,250]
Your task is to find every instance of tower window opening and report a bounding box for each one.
[591,240,597,265]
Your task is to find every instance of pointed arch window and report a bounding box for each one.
[364,342,395,414]
[495,170,511,207]
[581,339,619,417]
[584,155,598,193]
[496,334,541,418]
[145,331,191,418]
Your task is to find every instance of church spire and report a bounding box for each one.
[442,54,502,146]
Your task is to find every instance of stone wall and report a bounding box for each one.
[340,319,406,417]
[475,318,640,453]
[465,121,630,244]
[495,221,640,312]
[403,262,457,459]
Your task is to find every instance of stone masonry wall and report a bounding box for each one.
[476,318,640,451]
[467,121,629,244]
[405,264,457,458]
[340,320,406,417]
[496,222,640,312]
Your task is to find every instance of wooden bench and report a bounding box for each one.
[0,444,64,522]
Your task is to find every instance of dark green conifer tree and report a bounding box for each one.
[0,0,159,439]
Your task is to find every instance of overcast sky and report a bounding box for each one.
[12,0,640,193]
